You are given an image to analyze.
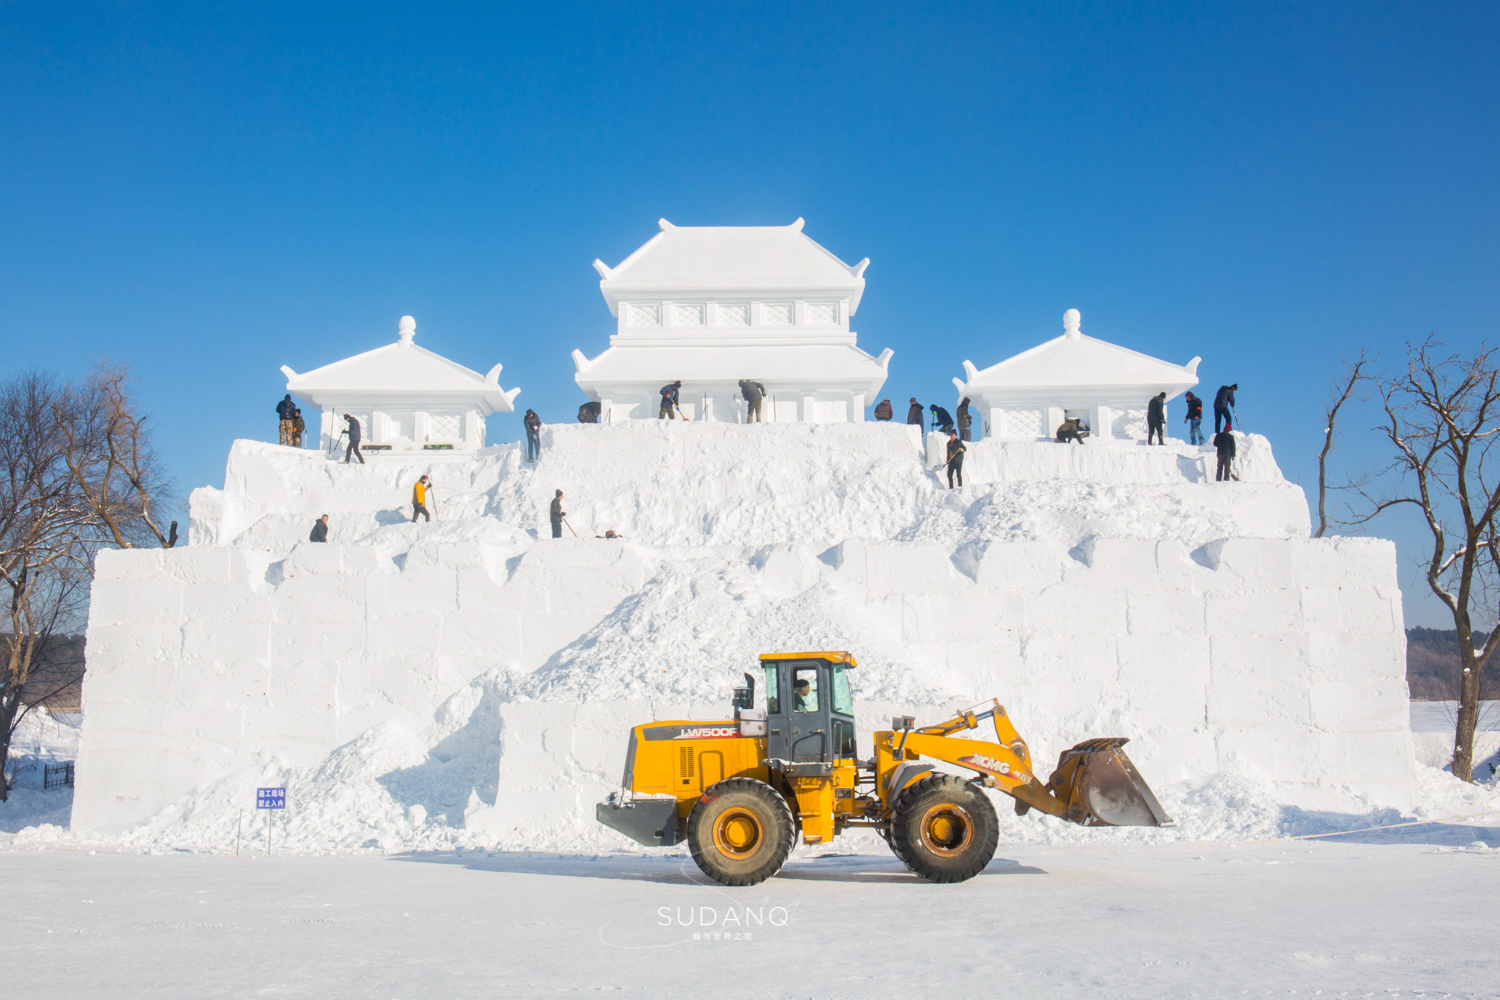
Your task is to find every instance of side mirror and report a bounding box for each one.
[731,671,756,711]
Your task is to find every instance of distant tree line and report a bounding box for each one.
[1407,627,1497,702]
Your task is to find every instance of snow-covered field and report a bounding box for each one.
[2,421,1498,995]
[1410,700,1500,732]
[2,835,1497,999]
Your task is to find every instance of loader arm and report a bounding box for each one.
[890,730,1069,818]
[874,699,1173,828]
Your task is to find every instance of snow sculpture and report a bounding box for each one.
[572,219,893,422]
[954,309,1201,443]
[280,316,520,454]
[72,421,1417,846]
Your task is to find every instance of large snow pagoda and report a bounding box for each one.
[572,219,893,422]
[281,315,520,454]
[953,309,1200,442]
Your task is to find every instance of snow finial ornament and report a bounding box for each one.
[398,315,416,346]
[1063,308,1081,340]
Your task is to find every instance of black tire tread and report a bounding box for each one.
[889,773,999,883]
[686,776,796,887]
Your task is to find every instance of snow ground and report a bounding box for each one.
[1410,700,1500,732]
[1,836,1497,999]
[1,710,81,834]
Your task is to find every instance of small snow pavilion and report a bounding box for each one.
[572,219,893,422]
[282,316,520,454]
[953,309,1200,442]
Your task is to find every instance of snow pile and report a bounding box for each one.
[63,422,1422,853]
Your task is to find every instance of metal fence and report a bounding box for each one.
[43,761,74,790]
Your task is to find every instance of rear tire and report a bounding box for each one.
[890,774,999,883]
[686,777,796,887]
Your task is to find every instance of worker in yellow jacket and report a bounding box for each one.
[411,475,431,523]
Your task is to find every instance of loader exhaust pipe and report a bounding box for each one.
[1047,738,1173,827]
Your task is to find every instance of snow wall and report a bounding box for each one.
[71,423,1415,850]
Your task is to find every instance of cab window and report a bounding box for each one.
[832,718,856,758]
[792,666,819,712]
[830,665,853,715]
[763,664,780,714]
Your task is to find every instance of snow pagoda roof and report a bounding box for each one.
[281,316,520,413]
[957,309,1200,399]
[592,218,870,315]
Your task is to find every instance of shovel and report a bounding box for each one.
[1045,737,1173,827]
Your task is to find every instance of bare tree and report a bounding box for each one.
[55,362,178,550]
[1351,337,1500,781]
[0,372,87,798]
[1315,350,1374,538]
[0,364,174,799]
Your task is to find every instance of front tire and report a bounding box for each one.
[890,774,999,883]
[686,777,796,886]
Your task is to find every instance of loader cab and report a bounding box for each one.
[759,652,857,766]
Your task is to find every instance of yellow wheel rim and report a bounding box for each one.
[918,803,974,858]
[712,807,764,860]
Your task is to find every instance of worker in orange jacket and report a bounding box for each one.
[412,475,431,523]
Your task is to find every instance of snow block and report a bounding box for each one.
[72,426,1419,839]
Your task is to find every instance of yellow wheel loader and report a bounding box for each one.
[597,651,1173,885]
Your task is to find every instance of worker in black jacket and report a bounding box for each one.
[930,404,955,434]
[549,489,566,538]
[873,398,893,421]
[1214,427,1237,482]
[309,515,329,543]
[956,398,973,441]
[738,379,765,423]
[1147,392,1167,445]
[1184,392,1204,445]
[906,398,924,431]
[1214,384,1238,433]
[659,381,682,420]
[276,395,296,446]
[524,409,542,462]
[342,414,364,464]
[945,430,966,488]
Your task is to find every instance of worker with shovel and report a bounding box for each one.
[549,489,568,538]
[945,429,966,488]
[411,475,432,523]
[1213,383,1238,434]
[659,381,684,420]
[1214,423,1237,482]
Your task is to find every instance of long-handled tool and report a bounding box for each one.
[562,515,578,537]
[675,406,690,422]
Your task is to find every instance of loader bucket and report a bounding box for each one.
[1048,738,1173,827]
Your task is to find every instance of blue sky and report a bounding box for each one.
[3,2,1496,625]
